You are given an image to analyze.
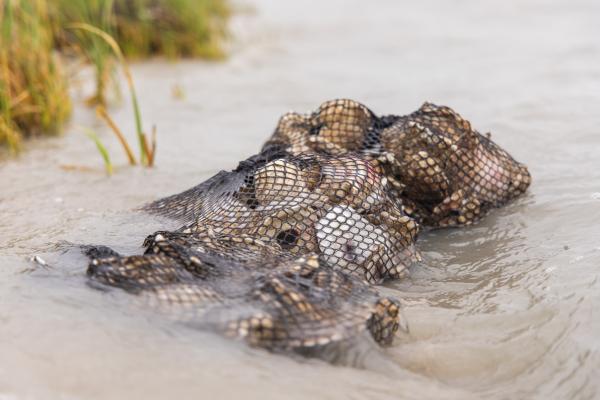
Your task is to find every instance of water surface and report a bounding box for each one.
[1,0,599,399]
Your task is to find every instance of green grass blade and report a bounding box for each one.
[82,126,112,175]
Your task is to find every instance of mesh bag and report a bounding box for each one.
[86,99,531,352]
[264,99,531,227]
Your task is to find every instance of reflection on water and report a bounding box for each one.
[1,0,599,398]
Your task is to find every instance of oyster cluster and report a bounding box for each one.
[268,99,378,156]
[181,152,419,283]
[264,99,531,227]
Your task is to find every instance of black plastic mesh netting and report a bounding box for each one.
[86,99,531,352]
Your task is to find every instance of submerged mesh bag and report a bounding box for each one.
[86,99,531,352]
[88,245,404,350]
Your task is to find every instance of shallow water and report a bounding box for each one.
[1,0,600,399]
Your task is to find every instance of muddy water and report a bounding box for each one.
[1,0,600,399]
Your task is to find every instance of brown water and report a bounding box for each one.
[1,0,600,399]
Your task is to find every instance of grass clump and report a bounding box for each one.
[51,0,117,106]
[53,0,230,105]
[70,22,155,166]
[1,0,71,153]
[113,0,230,60]
[0,0,230,154]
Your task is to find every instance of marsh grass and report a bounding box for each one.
[1,0,71,153]
[113,0,230,60]
[54,0,229,106]
[70,22,154,166]
[52,0,117,106]
[1,0,230,156]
